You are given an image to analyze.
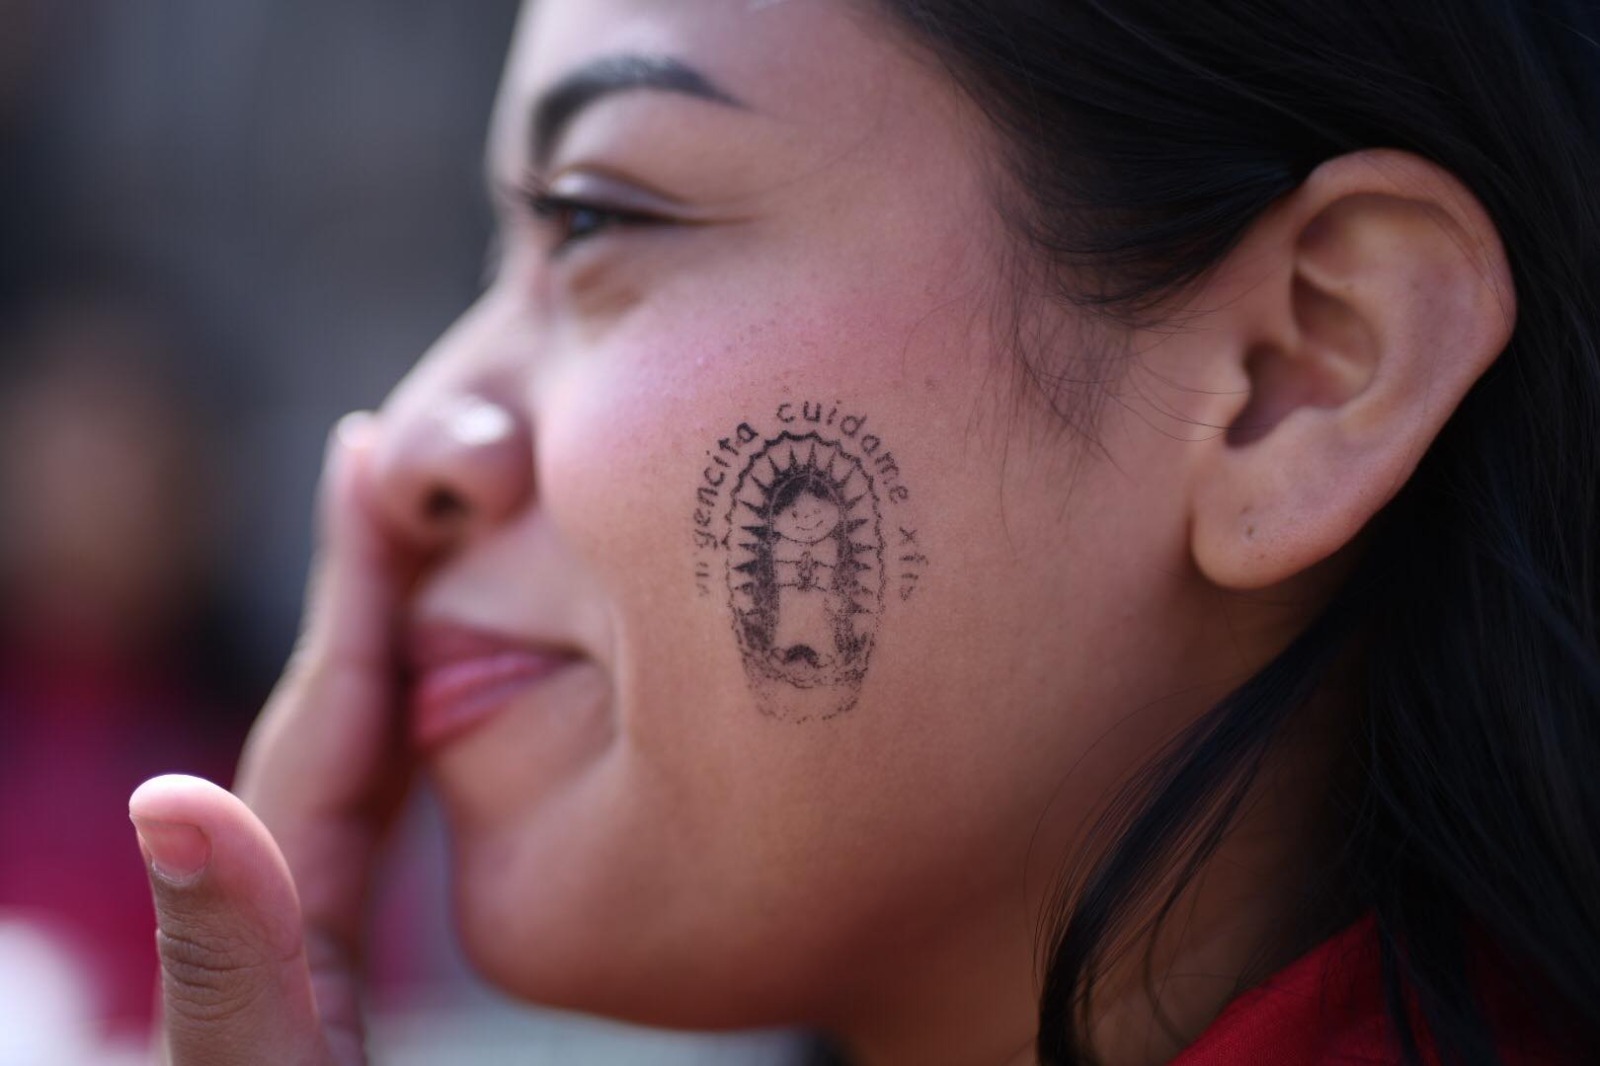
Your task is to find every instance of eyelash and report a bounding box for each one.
[519,180,662,255]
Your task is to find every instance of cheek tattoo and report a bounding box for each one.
[691,401,928,721]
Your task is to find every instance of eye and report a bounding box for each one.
[520,182,664,256]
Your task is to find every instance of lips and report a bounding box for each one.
[403,621,581,753]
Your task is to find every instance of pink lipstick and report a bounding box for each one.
[404,621,579,752]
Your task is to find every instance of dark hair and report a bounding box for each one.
[767,472,841,519]
[859,2,1600,1063]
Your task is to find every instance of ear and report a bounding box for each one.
[1187,149,1516,591]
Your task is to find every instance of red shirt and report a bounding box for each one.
[1173,917,1574,1064]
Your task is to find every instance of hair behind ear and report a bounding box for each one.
[873,0,1600,1062]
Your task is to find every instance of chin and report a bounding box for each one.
[444,823,836,1032]
[452,888,797,1030]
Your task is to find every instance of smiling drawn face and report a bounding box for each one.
[363,0,1294,1048]
[775,486,840,544]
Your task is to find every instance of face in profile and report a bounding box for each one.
[368,0,1261,1034]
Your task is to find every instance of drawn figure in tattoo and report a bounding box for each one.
[770,483,844,668]
[727,432,884,720]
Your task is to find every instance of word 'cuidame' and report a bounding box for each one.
[776,402,909,504]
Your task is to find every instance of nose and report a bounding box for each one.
[368,391,533,553]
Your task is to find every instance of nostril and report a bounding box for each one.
[377,394,526,542]
[423,486,468,522]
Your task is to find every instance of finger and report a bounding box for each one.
[131,775,332,1066]
[235,412,413,1042]
[246,411,401,783]
[297,410,405,678]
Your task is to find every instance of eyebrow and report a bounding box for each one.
[530,54,745,168]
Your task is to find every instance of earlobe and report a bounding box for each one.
[1190,149,1516,591]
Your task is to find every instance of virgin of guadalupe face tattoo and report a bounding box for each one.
[767,480,846,665]
[727,432,885,720]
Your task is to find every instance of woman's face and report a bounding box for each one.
[371,0,1259,1032]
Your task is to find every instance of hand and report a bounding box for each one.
[129,413,413,1065]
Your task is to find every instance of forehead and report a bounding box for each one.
[491,0,941,167]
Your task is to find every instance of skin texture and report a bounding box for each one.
[127,2,1515,1064]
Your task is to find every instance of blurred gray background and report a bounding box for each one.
[3,0,517,637]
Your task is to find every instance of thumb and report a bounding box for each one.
[131,774,336,1066]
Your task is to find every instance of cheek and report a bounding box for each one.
[528,291,1033,803]
[533,340,761,759]
[476,297,1174,1018]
